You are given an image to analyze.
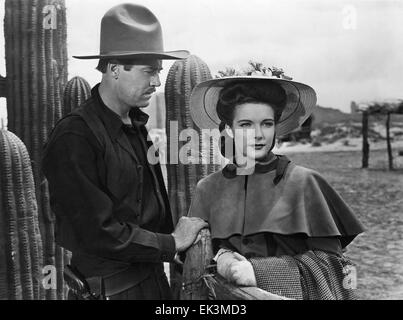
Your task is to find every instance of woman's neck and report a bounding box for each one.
[233,152,276,172]
[256,152,276,165]
[235,152,275,165]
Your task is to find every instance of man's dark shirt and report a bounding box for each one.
[121,123,160,231]
[42,85,176,277]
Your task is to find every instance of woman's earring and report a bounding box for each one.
[224,125,234,138]
[220,125,236,162]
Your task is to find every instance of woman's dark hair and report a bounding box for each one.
[218,81,286,159]
[217,81,286,126]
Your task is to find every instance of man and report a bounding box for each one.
[42,4,207,300]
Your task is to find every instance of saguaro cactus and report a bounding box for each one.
[4,0,68,299]
[165,55,220,297]
[0,130,43,300]
[165,55,220,224]
[63,76,92,115]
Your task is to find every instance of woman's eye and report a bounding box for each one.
[240,123,251,128]
[263,122,274,127]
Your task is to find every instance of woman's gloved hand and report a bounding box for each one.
[214,249,257,287]
[228,259,257,287]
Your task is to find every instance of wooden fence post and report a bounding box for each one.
[362,111,369,168]
[180,229,213,300]
[386,112,393,170]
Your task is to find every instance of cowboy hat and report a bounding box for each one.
[190,76,317,136]
[73,3,189,60]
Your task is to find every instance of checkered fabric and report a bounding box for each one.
[250,255,303,299]
[250,250,358,300]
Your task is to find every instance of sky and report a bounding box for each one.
[1,0,403,121]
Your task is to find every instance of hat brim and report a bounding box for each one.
[190,76,317,137]
[73,50,190,60]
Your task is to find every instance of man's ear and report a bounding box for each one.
[109,64,119,79]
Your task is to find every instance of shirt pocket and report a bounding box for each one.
[103,143,141,202]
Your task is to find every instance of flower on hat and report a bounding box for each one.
[216,61,293,80]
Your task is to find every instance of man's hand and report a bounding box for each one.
[171,217,208,252]
[216,250,257,287]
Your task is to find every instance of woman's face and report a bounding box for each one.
[231,102,275,163]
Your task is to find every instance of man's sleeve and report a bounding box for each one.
[42,131,176,263]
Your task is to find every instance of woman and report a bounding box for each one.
[188,76,365,300]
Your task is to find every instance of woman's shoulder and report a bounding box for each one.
[196,169,225,190]
[286,164,324,183]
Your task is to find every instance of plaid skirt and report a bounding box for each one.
[250,250,358,300]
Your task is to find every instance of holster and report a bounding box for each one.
[86,266,156,298]
[65,264,165,299]
[64,265,104,300]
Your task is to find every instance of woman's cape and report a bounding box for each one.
[189,163,365,248]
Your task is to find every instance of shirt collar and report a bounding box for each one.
[129,107,150,127]
[91,84,149,140]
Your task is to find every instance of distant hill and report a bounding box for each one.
[312,105,403,128]
[312,106,361,127]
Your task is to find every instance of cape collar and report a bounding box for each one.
[222,153,291,185]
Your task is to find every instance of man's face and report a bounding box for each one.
[115,59,162,108]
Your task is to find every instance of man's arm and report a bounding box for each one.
[42,130,206,263]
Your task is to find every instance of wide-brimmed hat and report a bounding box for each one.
[73,3,189,60]
[190,76,317,136]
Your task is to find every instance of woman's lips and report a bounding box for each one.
[253,144,266,150]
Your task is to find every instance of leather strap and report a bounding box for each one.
[86,265,165,298]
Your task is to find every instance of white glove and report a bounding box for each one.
[227,260,257,287]
[214,249,256,286]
